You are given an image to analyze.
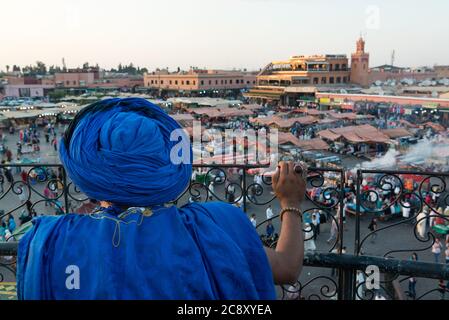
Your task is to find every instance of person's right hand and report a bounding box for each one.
[272,161,307,208]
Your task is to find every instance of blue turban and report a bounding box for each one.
[59,98,192,207]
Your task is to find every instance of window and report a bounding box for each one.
[224,80,227,84]
[221,80,223,84]
[161,80,164,85]
[321,77,327,84]
[151,80,154,84]
[175,80,178,85]
[19,88,31,97]
[329,64,333,71]
[230,80,233,84]
[181,81,184,85]
[363,64,366,70]
[313,77,319,84]
[201,80,204,85]
[343,77,347,83]
[329,77,334,84]
[73,81,77,85]
[66,81,70,85]
[209,80,211,85]
[336,77,341,83]
[169,80,172,85]
[342,64,347,70]
[155,80,158,84]
[335,64,340,71]
[216,80,218,85]
[247,81,250,84]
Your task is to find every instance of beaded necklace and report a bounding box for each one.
[88,204,167,248]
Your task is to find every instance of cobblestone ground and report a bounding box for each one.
[1,127,448,300]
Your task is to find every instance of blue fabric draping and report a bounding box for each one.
[17,203,276,300]
[59,98,192,207]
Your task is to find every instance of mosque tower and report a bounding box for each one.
[350,36,370,87]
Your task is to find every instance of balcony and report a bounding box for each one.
[1,164,448,300]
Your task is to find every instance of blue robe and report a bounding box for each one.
[17,202,276,300]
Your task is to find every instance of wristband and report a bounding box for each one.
[280,207,303,222]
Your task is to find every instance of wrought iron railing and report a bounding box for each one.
[1,164,448,300]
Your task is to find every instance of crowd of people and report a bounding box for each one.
[0,122,68,242]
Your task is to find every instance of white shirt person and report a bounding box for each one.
[266,206,274,220]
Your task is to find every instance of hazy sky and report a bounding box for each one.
[1,0,449,71]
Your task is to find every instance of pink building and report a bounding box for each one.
[144,69,257,91]
[88,77,144,89]
[55,72,95,87]
[4,84,55,98]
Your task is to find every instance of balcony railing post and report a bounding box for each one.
[336,170,349,299]
[242,168,247,213]
[338,170,345,253]
[384,272,405,300]
[63,166,69,214]
[355,169,362,255]
[338,268,356,300]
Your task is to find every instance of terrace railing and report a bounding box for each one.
[0,164,448,300]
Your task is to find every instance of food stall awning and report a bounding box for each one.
[382,128,412,139]
[295,138,329,151]
[423,122,445,132]
[329,112,358,120]
[171,113,195,121]
[399,119,419,128]
[318,124,390,144]
[318,129,341,141]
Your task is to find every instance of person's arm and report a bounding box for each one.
[264,161,306,285]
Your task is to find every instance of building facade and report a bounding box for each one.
[434,65,449,79]
[88,76,144,89]
[256,54,350,87]
[143,69,257,92]
[55,71,95,88]
[245,50,351,105]
[4,84,55,98]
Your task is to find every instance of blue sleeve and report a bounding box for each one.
[17,216,65,300]
[17,223,35,300]
[194,202,276,299]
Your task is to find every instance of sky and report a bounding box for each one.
[1,0,449,72]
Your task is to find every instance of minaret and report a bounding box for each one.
[350,37,370,87]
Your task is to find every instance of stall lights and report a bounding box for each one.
[18,106,35,110]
